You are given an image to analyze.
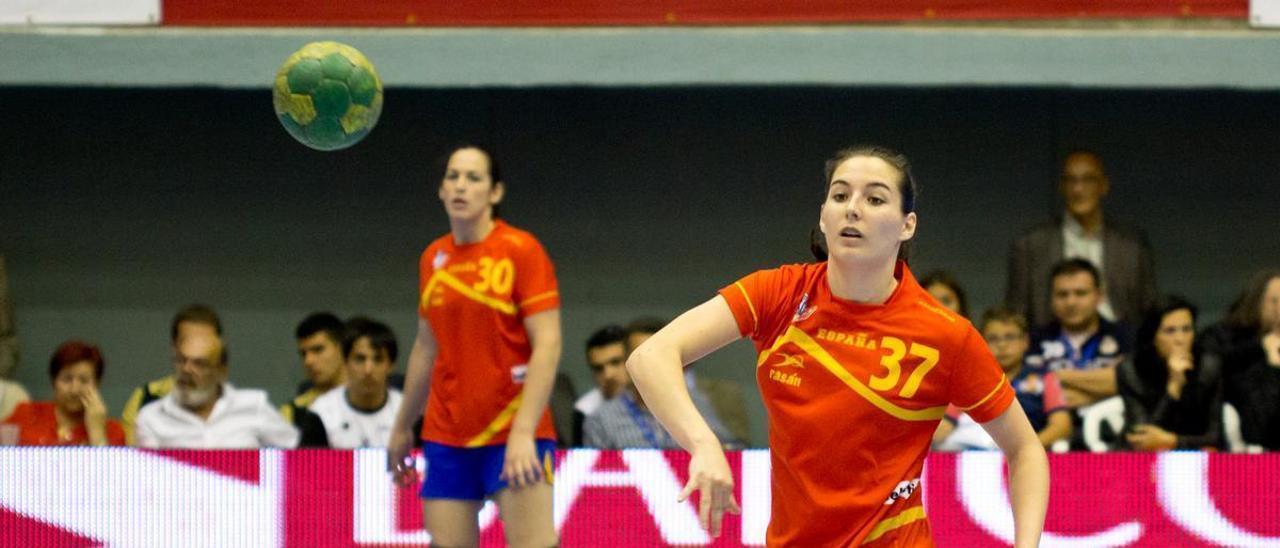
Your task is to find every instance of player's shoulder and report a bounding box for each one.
[744,261,824,287]
[491,221,547,253]
[895,269,978,342]
[421,233,452,258]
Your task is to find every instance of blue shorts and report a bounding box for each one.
[420,439,556,501]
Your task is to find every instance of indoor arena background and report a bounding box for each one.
[2,1,1279,545]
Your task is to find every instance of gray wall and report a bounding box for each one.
[2,86,1278,446]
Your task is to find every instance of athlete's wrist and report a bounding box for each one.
[507,425,536,440]
[689,434,723,454]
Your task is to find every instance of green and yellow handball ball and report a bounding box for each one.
[273,41,383,151]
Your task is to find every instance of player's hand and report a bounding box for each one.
[501,433,543,489]
[679,442,740,538]
[1126,424,1176,451]
[387,428,418,486]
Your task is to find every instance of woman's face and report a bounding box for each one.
[927,283,961,315]
[1261,277,1280,332]
[819,156,916,265]
[53,361,97,414]
[438,148,503,222]
[1154,308,1195,360]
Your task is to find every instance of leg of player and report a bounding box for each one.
[494,483,557,548]
[423,499,483,548]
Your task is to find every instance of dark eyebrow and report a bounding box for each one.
[866,181,893,192]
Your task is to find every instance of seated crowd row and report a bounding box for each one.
[0,305,751,450]
[0,260,1276,453]
[923,262,1279,453]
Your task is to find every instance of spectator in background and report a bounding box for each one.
[625,317,747,447]
[934,307,1071,451]
[0,253,19,379]
[281,312,347,426]
[1026,259,1129,409]
[920,270,970,319]
[575,324,629,415]
[1205,269,1280,450]
[1117,296,1222,451]
[1006,149,1156,328]
[3,341,125,446]
[0,378,29,422]
[571,324,630,446]
[582,364,738,449]
[299,317,401,448]
[121,303,222,444]
[135,332,297,448]
[584,319,741,449]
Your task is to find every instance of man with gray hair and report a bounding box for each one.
[135,332,297,448]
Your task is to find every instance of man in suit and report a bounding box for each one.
[1006,150,1157,330]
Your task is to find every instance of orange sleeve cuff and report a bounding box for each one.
[717,284,756,338]
[965,381,1016,424]
[519,291,560,317]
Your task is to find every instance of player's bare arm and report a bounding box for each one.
[502,308,562,489]
[982,400,1049,548]
[387,319,438,484]
[627,295,743,537]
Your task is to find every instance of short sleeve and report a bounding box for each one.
[512,237,560,316]
[417,245,438,320]
[948,328,1016,423]
[717,267,796,345]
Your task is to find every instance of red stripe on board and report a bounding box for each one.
[161,0,1247,27]
[141,449,261,484]
[0,507,99,547]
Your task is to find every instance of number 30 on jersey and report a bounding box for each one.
[472,257,514,295]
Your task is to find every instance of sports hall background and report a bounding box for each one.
[2,0,1279,451]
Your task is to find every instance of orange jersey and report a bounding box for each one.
[719,261,1014,547]
[417,220,560,447]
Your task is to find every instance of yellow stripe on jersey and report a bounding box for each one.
[734,282,759,335]
[423,269,518,316]
[465,394,524,447]
[543,449,555,484]
[519,290,559,309]
[756,329,793,368]
[773,326,947,421]
[863,506,927,544]
[960,374,1009,411]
